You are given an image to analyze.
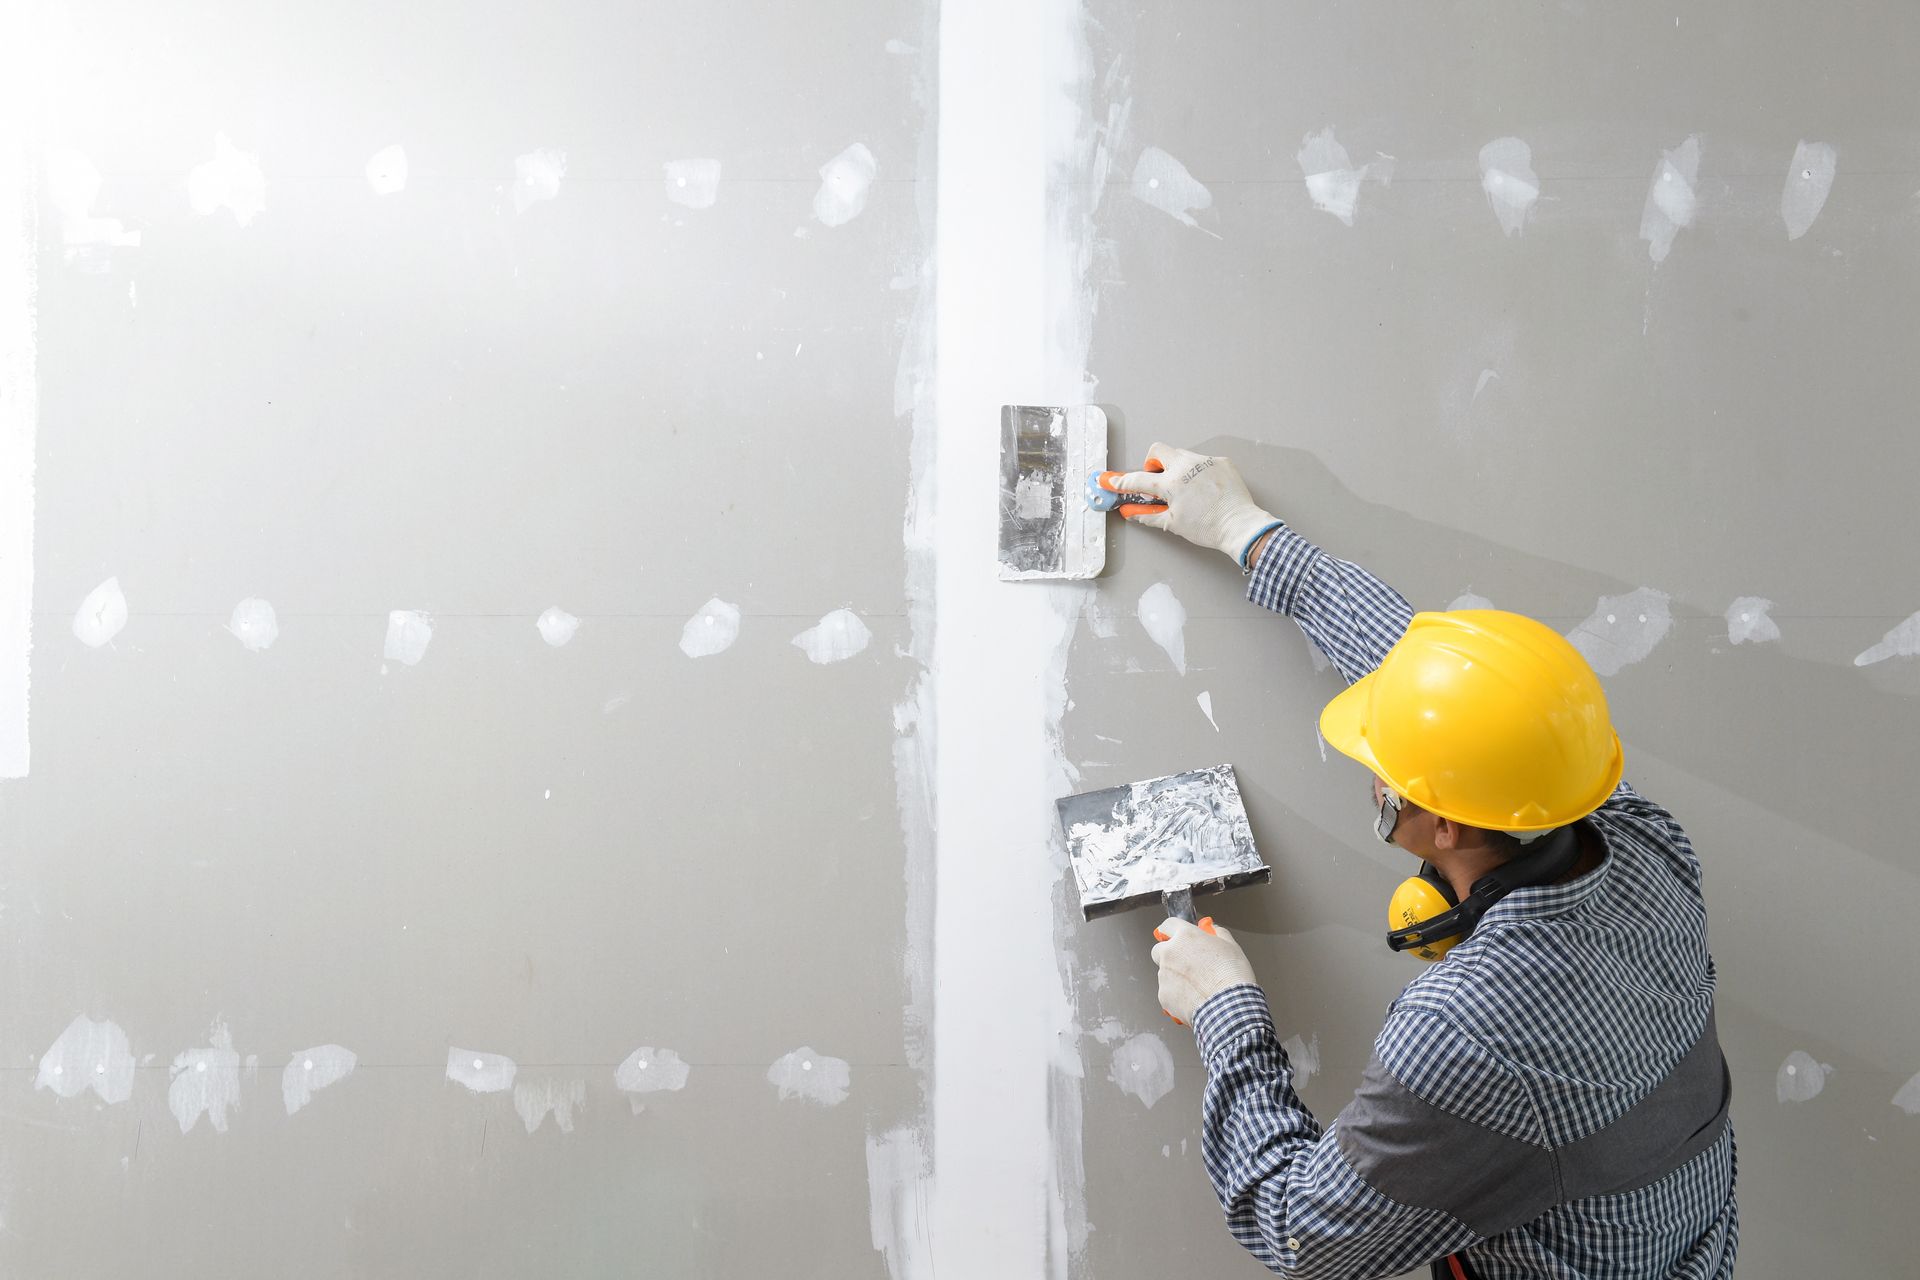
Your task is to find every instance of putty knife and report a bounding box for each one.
[1056,763,1271,924]
[997,404,1108,580]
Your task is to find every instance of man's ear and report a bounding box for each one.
[1432,818,1458,851]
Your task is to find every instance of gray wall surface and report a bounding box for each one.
[1063,4,1920,1279]
[7,1,1920,1277]
[5,1,932,1275]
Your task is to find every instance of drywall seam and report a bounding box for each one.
[931,0,1088,1274]
[867,16,938,1279]
[0,3,36,778]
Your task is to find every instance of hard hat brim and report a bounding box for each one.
[1319,667,1628,832]
[1318,675,1380,773]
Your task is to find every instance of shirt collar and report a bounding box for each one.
[1481,822,1613,923]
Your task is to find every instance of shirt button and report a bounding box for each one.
[1286,1237,1301,1250]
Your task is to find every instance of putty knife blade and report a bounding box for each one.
[997,404,1107,581]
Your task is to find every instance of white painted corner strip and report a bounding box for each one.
[934,0,1088,1273]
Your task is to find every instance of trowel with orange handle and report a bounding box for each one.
[1056,764,1272,1018]
[1084,456,1169,520]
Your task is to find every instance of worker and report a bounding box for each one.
[1110,444,1737,1280]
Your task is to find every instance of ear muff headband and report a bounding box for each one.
[1386,828,1583,959]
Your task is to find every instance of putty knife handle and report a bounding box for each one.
[1153,887,1217,941]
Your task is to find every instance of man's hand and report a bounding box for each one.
[1151,916,1258,1026]
[1113,443,1281,568]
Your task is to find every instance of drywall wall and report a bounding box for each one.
[2,0,938,1274]
[1055,4,1920,1278]
[9,1,1920,1277]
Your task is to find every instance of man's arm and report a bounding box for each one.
[1109,444,1415,684]
[1246,521,1415,685]
[1194,988,1483,1280]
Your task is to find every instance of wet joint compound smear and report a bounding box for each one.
[447,1048,518,1093]
[1137,581,1187,674]
[1130,147,1215,232]
[813,143,877,227]
[680,598,741,657]
[1781,141,1837,241]
[615,1046,690,1104]
[1639,135,1702,263]
[72,577,127,647]
[535,606,580,647]
[36,1015,137,1104]
[1058,764,1265,917]
[1567,588,1673,676]
[664,158,722,210]
[514,1078,586,1133]
[767,1047,851,1106]
[1478,137,1540,237]
[227,597,279,651]
[170,1019,243,1134]
[283,1045,357,1116]
[1108,1033,1175,1109]
[1297,127,1392,226]
[792,608,871,663]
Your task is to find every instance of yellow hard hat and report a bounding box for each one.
[1319,610,1623,833]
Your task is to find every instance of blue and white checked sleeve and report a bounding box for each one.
[1248,524,1415,684]
[1194,985,1480,1279]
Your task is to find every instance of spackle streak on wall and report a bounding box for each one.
[446,1049,517,1095]
[1107,1033,1174,1108]
[36,1015,137,1104]
[1639,134,1702,263]
[72,577,127,648]
[767,1046,852,1106]
[169,1020,243,1134]
[1478,137,1540,237]
[187,134,266,227]
[932,0,1093,1273]
[227,597,280,651]
[1130,147,1213,231]
[513,1077,586,1133]
[282,1045,357,1116]
[1135,581,1187,674]
[680,597,741,656]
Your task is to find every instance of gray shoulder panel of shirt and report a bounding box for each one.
[1335,1011,1731,1238]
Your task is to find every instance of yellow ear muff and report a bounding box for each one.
[1389,875,1465,962]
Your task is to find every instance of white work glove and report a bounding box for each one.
[1151,917,1258,1026]
[1114,443,1281,568]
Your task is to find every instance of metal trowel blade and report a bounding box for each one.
[997,404,1107,581]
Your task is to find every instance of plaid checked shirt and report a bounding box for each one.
[1190,523,1738,1280]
